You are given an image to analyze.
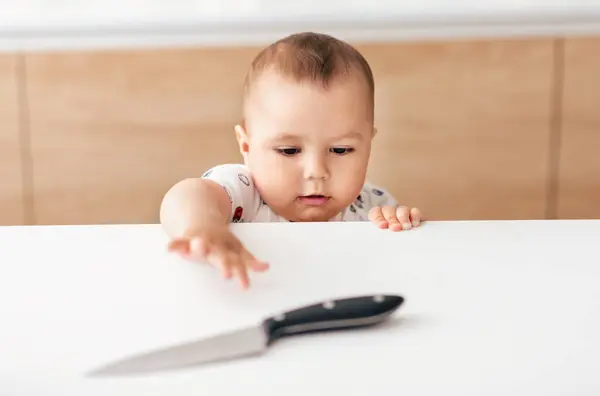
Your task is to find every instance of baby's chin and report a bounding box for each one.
[284,206,345,222]
[289,214,334,222]
[266,195,354,222]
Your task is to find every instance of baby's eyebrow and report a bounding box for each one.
[336,131,364,140]
[268,130,364,144]
[268,133,300,143]
[273,133,298,140]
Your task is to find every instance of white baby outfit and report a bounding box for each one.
[201,163,398,223]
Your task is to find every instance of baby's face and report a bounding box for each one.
[238,71,375,222]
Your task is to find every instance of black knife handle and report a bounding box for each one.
[262,294,404,343]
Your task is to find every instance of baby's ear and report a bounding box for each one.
[372,126,378,138]
[234,124,250,157]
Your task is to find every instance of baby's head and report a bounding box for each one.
[234,32,376,222]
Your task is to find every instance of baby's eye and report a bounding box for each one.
[330,147,355,155]
[276,147,301,156]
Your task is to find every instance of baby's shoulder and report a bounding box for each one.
[200,163,260,223]
[201,163,253,183]
[357,181,398,209]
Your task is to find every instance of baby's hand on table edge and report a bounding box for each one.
[167,225,269,289]
[368,205,423,231]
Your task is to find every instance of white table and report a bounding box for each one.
[1,220,599,395]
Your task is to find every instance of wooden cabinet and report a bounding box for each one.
[359,39,554,220]
[0,55,25,225]
[24,47,258,224]
[557,38,600,219]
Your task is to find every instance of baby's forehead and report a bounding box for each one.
[248,66,369,96]
[244,73,372,135]
[250,126,369,144]
[246,69,371,112]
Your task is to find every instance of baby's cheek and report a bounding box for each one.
[259,162,296,186]
[253,169,296,205]
[334,160,367,185]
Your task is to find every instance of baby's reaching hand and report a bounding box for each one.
[368,205,423,231]
[167,224,269,289]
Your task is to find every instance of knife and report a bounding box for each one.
[88,294,404,376]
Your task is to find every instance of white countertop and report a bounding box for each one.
[1,220,599,395]
[1,1,600,51]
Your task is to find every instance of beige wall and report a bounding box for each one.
[0,55,24,225]
[558,38,600,219]
[0,36,599,225]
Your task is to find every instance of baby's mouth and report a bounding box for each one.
[298,195,330,206]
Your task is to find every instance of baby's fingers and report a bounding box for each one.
[167,238,190,254]
[368,206,388,229]
[189,237,210,258]
[368,206,414,232]
[382,205,403,231]
[410,207,423,227]
[168,237,211,262]
[210,251,251,289]
[232,261,251,289]
[208,250,233,280]
[395,206,412,230]
[241,249,270,272]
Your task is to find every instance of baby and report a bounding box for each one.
[160,32,423,288]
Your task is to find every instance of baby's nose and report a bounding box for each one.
[303,157,329,180]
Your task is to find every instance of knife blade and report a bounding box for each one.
[88,294,404,376]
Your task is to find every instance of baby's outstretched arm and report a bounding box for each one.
[160,177,268,289]
[160,178,231,237]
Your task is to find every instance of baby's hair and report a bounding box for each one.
[243,32,375,109]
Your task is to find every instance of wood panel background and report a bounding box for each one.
[0,36,597,225]
[0,55,24,225]
[25,47,257,224]
[360,39,553,220]
[558,38,600,218]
